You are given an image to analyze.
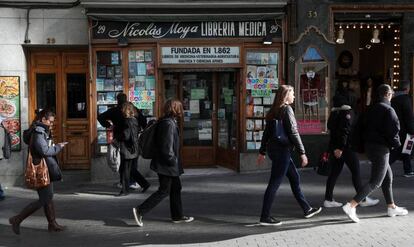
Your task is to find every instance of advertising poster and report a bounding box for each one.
[0,76,21,151]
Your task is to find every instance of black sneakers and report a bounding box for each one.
[172,216,194,223]
[259,217,282,226]
[304,207,322,218]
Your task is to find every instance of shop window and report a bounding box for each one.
[245,51,279,151]
[295,46,329,135]
[127,49,156,120]
[96,51,123,148]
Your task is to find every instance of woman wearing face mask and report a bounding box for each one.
[257,85,322,226]
[9,109,67,234]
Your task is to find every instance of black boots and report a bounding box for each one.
[9,200,64,234]
[44,201,64,232]
[9,202,42,235]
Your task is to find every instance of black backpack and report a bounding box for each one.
[138,120,159,159]
[23,123,36,145]
[1,124,12,159]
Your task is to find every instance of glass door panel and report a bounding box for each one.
[36,73,56,112]
[67,73,87,119]
[182,73,213,146]
[217,72,237,150]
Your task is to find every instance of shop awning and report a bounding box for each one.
[81,0,287,21]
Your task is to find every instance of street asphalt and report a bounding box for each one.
[0,162,413,247]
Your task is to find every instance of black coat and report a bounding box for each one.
[327,105,354,151]
[30,122,62,182]
[98,105,147,140]
[150,117,184,177]
[120,118,139,159]
[391,92,414,141]
[259,105,306,155]
[364,99,401,149]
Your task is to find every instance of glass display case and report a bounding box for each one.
[245,50,279,150]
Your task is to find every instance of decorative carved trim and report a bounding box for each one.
[289,25,335,45]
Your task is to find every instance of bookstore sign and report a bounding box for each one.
[161,46,240,65]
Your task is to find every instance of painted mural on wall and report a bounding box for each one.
[0,76,21,150]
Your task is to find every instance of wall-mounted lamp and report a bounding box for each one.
[336,29,345,44]
[117,36,128,47]
[371,29,380,44]
[262,34,273,45]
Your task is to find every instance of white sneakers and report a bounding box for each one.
[323,200,343,208]
[359,197,380,207]
[387,206,408,217]
[342,203,360,223]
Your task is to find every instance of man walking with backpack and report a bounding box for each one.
[389,80,414,177]
[98,93,150,193]
[342,84,408,223]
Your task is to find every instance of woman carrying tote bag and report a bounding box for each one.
[9,109,67,234]
[257,85,322,226]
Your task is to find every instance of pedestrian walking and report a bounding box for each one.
[132,99,194,227]
[98,93,149,192]
[9,109,67,234]
[389,80,414,177]
[342,84,408,223]
[324,84,379,208]
[117,102,149,196]
[257,85,322,226]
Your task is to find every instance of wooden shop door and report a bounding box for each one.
[29,51,91,169]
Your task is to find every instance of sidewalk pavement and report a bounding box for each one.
[0,163,413,247]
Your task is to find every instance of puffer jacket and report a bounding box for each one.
[327,105,354,151]
[259,104,305,155]
[30,122,62,182]
[150,117,184,177]
[364,99,401,149]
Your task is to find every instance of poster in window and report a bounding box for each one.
[246,65,257,79]
[97,65,107,78]
[246,119,254,130]
[260,53,269,64]
[97,131,107,144]
[257,66,266,79]
[98,105,108,114]
[128,51,136,62]
[137,63,146,75]
[266,66,277,79]
[136,50,145,62]
[0,76,21,150]
[269,53,278,64]
[111,52,119,65]
[129,62,137,76]
[246,131,253,141]
[145,77,156,90]
[103,79,114,91]
[253,98,262,105]
[114,66,122,78]
[135,76,146,89]
[114,79,123,91]
[144,51,153,62]
[254,119,263,130]
[253,106,264,117]
[96,78,104,91]
[146,62,155,76]
[106,92,116,104]
[247,141,256,150]
[106,66,115,78]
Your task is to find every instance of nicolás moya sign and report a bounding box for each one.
[92,20,282,39]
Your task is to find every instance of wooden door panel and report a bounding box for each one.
[182,147,214,166]
[32,54,59,69]
[63,122,89,168]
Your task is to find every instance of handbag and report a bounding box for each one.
[25,151,50,189]
[107,139,121,172]
[316,151,331,176]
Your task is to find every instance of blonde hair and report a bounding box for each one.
[122,102,137,118]
[163,99,183,118]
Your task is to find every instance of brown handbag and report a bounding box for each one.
[25,151,50,189]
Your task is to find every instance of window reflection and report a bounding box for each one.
[36,73,56,113]
[67,73,87,118]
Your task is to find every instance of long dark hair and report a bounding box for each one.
[266,85,294,121]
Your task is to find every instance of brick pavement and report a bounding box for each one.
[0,163,413,247]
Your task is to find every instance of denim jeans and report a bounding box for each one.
[353,143,394,204]
[325,148,362,201]
[260,146,311,220]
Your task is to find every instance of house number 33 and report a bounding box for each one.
[307,11,317,18]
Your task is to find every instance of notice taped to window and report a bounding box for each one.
[161,46,240,64]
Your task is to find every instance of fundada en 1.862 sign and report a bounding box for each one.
[92,20,282,40]
[161,46,240,64]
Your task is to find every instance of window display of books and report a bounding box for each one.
[96,51,124,150]
[128,49,156,117]
[245,51,279,150]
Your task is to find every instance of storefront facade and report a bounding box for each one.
[85,0,289,175]
[288,0,414,166]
